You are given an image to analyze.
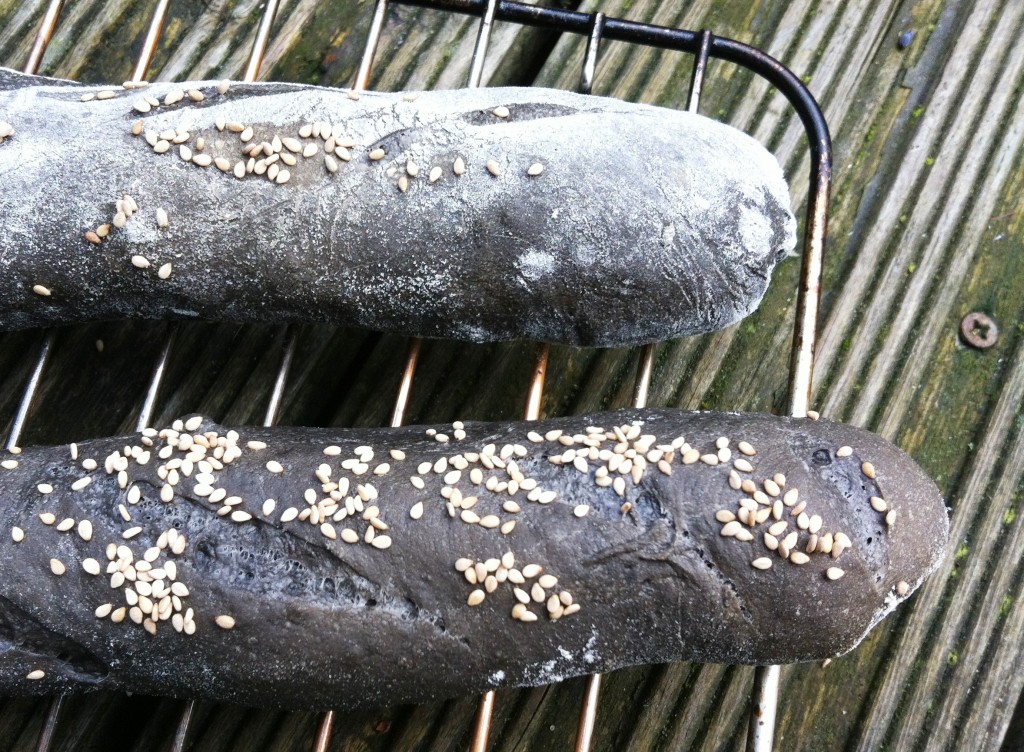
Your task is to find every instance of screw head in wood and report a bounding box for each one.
[960,312,998,349]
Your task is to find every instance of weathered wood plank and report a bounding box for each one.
[3,0,1024,750]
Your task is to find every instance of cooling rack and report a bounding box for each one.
[2,0,831,749]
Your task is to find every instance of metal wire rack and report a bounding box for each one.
[3,0,831,749]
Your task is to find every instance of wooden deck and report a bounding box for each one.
[1,0,1022,749]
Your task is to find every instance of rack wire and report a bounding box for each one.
[4,0,831,749]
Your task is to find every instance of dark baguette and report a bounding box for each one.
[0,409,946,710]
[0,68,795,345]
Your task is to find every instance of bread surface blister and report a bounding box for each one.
[0,409,947,710]
[0,68,795,345]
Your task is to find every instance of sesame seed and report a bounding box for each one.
[71,476,92,491]
[0,459,17,469]
[682,449,700,464]
[870,496,888,512]
[492,105,510,118]
[836,446,853,458]
[266,460,284,474]
[131,255,151,270]
[763,479,781,497]
[752,557,772,570]
[738,441,756,456]
[573,505,590,518]
[517,564,541,580]
[826,567,845,581]
[467,589,486,606]
[215,614,235,629]
[896,581,910,596]
[11,526,24,542]
[324,446,342,456]
[123,526,143,539]
[500,520,516,535]
[818,533,834,554]
[192,153,212,167]
[371,535,392,549]
[700,453,719,466]
[486,159,502,177]
[369,148,385,161]
[276,169,291,184]
[720,521,743,537]
[84,231,101,244]
[39,513,55,525]
[324,154,339,173]
[133,98,151,113]
[50,558,66,576]
[862,461,876,479]
[789,551,810,565]
[32,284,52,297]
[527,162,544,176]
[453,156,466,175]
[783,488,799,506]
[82,558,101,576]
[158,263,173,280]
[26,669,45,680]
[78,519,93,541]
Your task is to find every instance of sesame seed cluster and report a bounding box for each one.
[78,192,174,281]
[116,79,543,193]
[713,426,897,581]
[5,414,241,671]
[456,553,579,623]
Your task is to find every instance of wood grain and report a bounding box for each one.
[2,0,1023,750]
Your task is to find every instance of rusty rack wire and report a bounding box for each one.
[6,0,831,750]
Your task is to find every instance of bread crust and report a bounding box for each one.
[0,69,795,344]
[0,409,947,710]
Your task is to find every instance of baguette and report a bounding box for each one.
[0,409,946,710]
[0,68,796,345]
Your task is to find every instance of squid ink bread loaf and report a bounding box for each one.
[0,409,947,710]
[0,68,796,345]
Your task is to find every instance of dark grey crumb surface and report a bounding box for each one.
[0,68,796,345]
[0,409,947,711]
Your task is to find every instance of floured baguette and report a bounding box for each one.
[0,409,946,710]
[0,68,795,345]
